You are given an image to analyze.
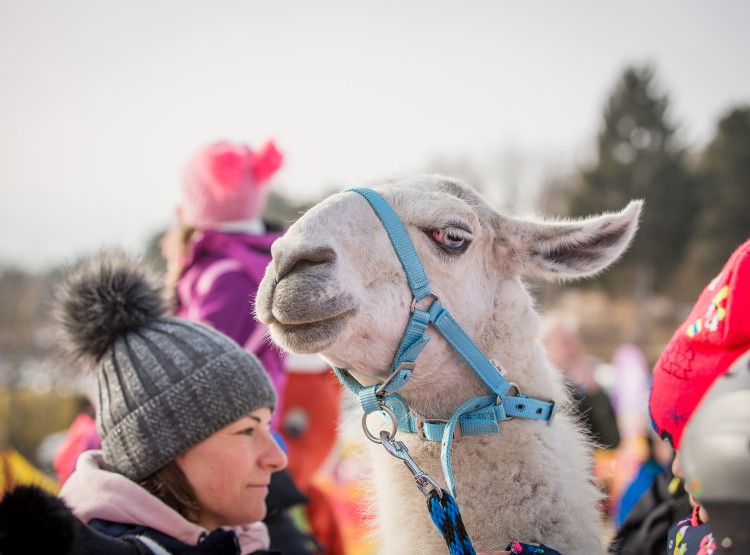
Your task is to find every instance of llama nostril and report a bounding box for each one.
[276,246,336,281]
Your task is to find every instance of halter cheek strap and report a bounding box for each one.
[333,187,557,497]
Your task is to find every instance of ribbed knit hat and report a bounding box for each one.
[181,140,283,228]
[54,251,277,482]
[649,239,750,449]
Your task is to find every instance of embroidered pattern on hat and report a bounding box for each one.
[666,401,690,429]
[659,341,696,380]
[687,285,729,337]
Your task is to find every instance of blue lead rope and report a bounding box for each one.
[428,489,477,555]
[378,432,476,555]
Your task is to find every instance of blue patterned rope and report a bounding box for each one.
[427,489,476,555]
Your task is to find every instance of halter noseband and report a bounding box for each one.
[332,187,557,496]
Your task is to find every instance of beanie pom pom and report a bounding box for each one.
[250,140,283,185]
[54,250,165,364]
[209,146,251,194]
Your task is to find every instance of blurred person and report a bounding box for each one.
[279,355,345,555]
[608,459,691,555]
[614,427,675,529]
[163,140,322,555]
[609,341,667,528]
[679,349,750,554]
[53,396,100,486]
[0,251,286,554]
[646,238,750,555]
[542,317,621,516]
[609,343,653,502]
[542,318,621,449]
[163,139,286,424]
[610,344,650,443]
[0,443,58,496]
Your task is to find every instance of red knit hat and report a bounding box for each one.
[649,239,750,449]
[180,140,283,228]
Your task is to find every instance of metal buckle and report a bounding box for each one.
[375,361,415,396]
[496,381,521,422]
[416,418,461,441]
[547,400,558,425]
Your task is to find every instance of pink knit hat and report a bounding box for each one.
[649,239,750,449]
[180,140,283,228]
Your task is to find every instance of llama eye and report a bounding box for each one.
[432,229,463,249]
[430,227,471,252]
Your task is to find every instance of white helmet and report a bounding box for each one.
[681,349,750,554]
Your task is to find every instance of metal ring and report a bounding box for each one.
[508,381,521,396]
[410,291,440,313]
[361,403,398,444]
[497,381,522,422]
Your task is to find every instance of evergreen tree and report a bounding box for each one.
[679,106,750,293]
[570,65,699,295]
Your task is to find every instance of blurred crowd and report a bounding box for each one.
[0,138,748,555]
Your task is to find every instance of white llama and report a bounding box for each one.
[256,176,641,555]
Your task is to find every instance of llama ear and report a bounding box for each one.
[498,200,643,280]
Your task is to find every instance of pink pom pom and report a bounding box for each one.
[208,146,252,193]
[250,140,283,185]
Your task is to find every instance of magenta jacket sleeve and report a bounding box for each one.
[182,266,258,346]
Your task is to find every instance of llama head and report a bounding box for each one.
[256,175,641,412]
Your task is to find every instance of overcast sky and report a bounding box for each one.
[1,0,748,270]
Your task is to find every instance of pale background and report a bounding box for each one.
[2,0,748,270]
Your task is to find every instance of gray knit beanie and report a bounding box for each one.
[54,250,276,482]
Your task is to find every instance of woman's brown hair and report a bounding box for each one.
[140,460,201,522]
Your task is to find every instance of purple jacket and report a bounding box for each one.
[175,229,287,428]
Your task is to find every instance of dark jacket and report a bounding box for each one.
[609,471,692,555]
[263,469,319,555]
[0,486,279,555]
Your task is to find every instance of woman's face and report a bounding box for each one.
[176,407,287,530]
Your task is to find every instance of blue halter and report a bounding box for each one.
[333,187,557,497]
